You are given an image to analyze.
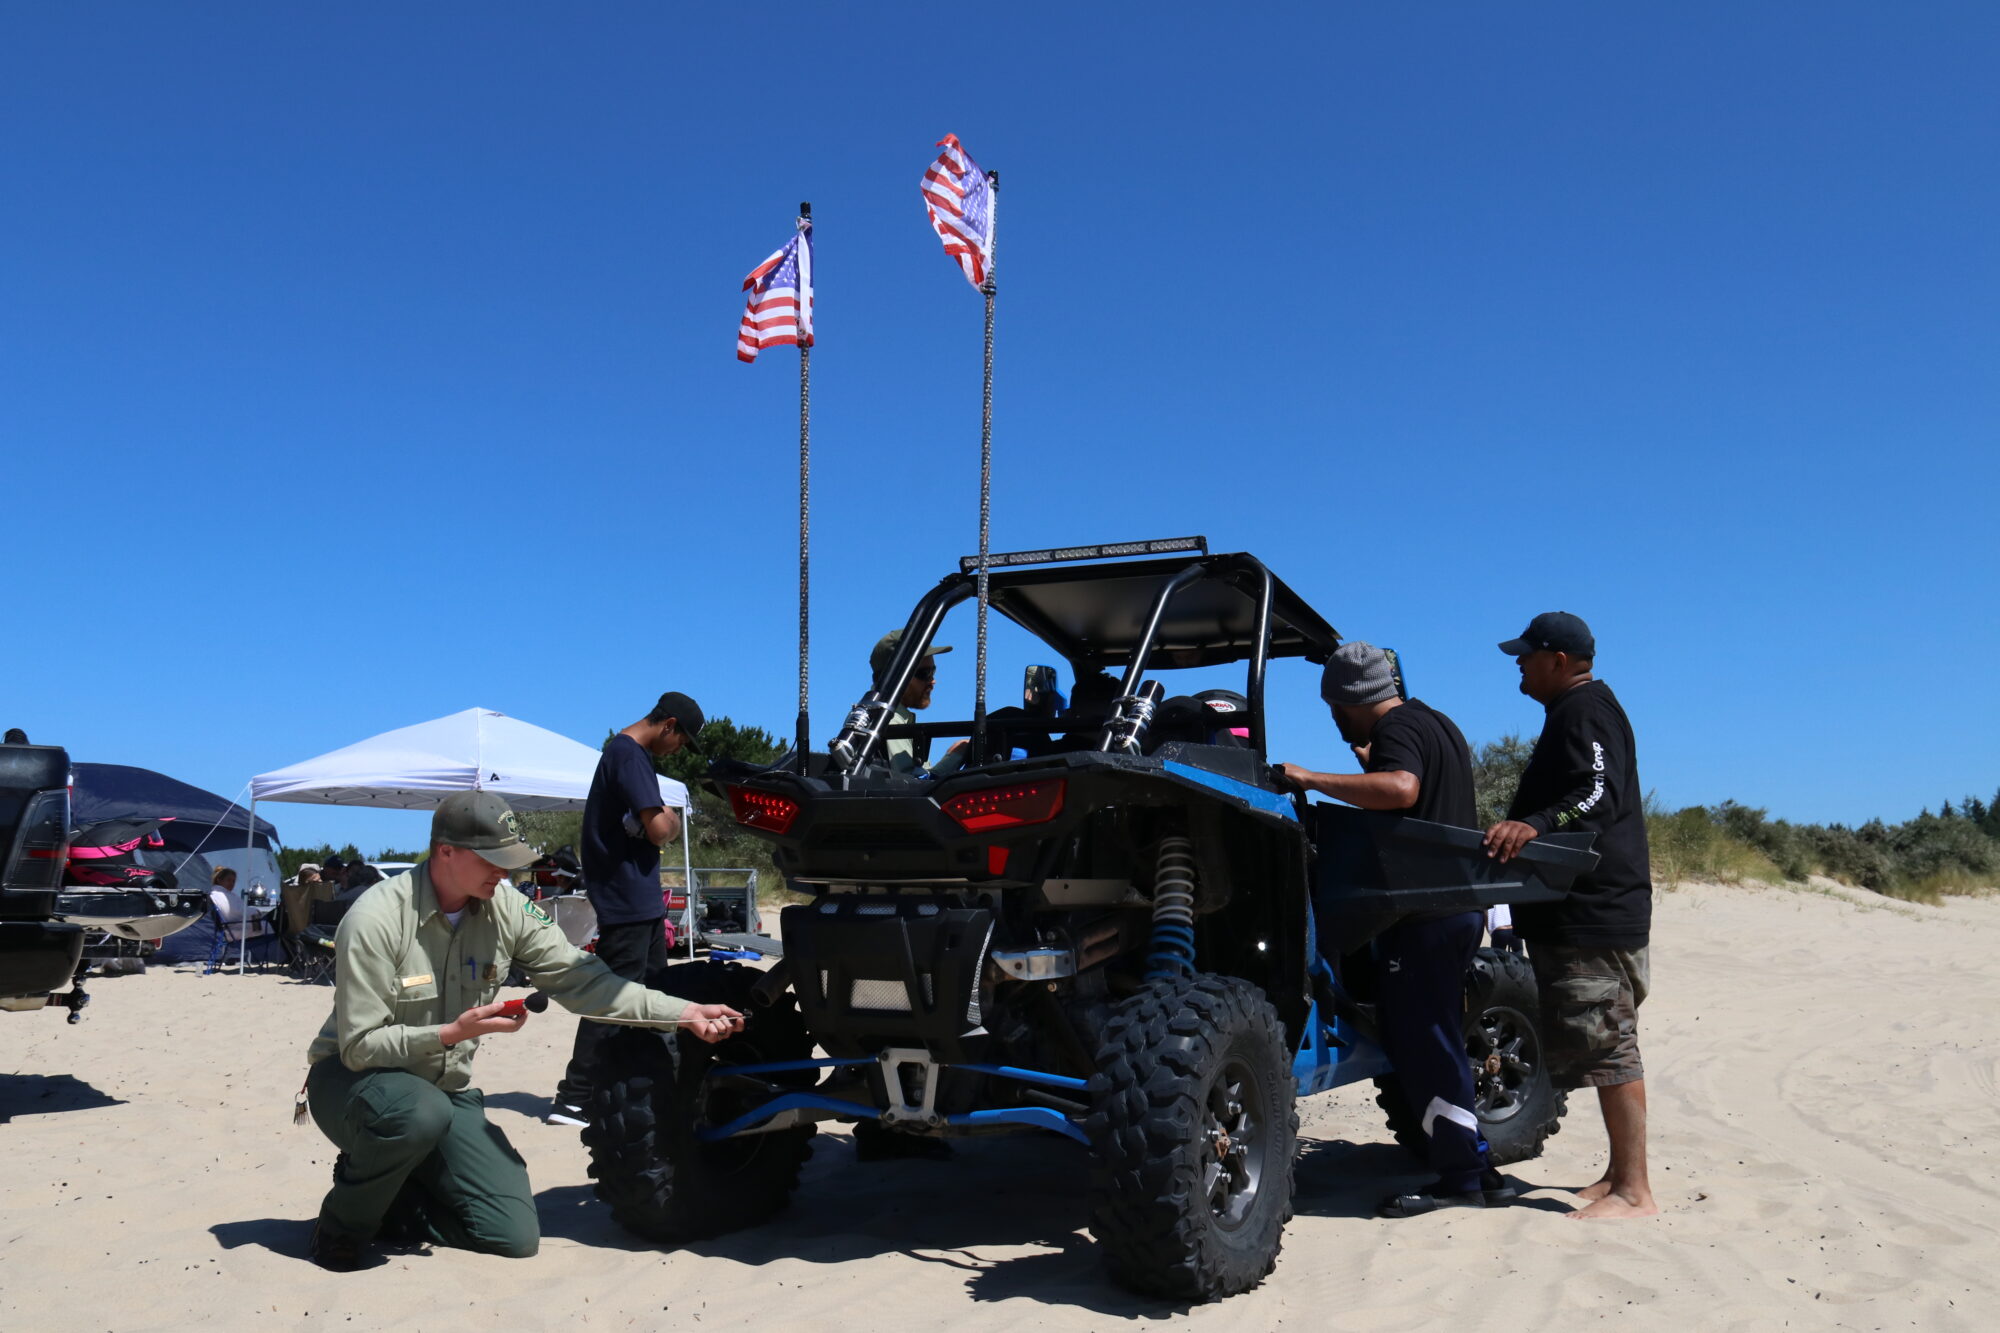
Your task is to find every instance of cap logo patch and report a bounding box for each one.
[500,811,523,842]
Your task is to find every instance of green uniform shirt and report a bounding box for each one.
[307,863,687,1090]
[884,705,921,775]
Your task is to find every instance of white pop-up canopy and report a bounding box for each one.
[251,707,689,812]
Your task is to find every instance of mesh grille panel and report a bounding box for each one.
[850,979,913,1011]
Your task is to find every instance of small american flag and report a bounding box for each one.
[921,134,994,289]
[737,221,814,364]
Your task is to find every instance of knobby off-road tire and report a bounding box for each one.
[1374,945,1566,1167]
[1087,973,1298,1302]
[582,960,816,1243]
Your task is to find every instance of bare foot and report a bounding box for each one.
[1574,1176,1615,1203]
[1566,1189,1659,1220]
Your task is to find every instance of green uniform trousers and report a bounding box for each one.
[307,1059,539,1257]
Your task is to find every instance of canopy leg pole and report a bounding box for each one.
[239,796,257,975]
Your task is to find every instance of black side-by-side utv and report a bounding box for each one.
[2,743,89,1020]
[582,539,1595,1300]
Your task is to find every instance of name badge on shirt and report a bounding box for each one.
[401,973,434,989]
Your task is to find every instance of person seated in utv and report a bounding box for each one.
[1277,642,1516,1217]
[870,630,967,779]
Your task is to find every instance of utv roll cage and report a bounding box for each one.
[827,538,1340,772]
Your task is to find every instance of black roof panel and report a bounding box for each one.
[967,553,1340,669]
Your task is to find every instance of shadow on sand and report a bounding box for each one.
[0,1072,126,1124]
[210,1128,1564,1299]
[641,1133,1191,1318]
[1294,1136,1579,1217]
[481,1090,553,1121]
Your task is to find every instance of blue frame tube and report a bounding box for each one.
[715,1056,874,1079]
[950,1062,1090,1092]
[694,1059,1093,1142]
[696,1092,881,1141]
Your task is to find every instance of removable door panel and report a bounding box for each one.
[1309,805,1596,948]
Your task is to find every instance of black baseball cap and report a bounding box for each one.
[1499,611,1596,658]
[653,691,706,752]
[431,791,540,870]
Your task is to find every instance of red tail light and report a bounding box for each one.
[942,780,1066,832]
[727,785,800,835]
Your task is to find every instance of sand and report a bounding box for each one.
[5,877,1998,1332]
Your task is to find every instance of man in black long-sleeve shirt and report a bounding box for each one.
[1484,612,1657,1219]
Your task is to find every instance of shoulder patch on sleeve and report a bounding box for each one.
[523,900,553,926]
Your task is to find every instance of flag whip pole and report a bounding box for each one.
[973,170,998,763]
[795,202,813,773]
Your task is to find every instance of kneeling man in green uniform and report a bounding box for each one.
[304,791,742,1270]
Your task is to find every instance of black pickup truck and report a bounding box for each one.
[1,742,89,1021]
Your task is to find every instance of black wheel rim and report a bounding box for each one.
[1469,1002,1540,1124]
[1201,1057,1268,1229]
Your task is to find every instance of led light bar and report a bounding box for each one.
[958,536,1208,574]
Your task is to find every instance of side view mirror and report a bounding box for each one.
[1023,664,1065,717]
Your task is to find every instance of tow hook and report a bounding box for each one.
[50,988,90,1024]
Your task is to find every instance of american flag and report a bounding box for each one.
[921,134,994,289]
[737,221,814,364]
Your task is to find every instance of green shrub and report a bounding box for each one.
[1471,733,1534,829]
[1482,740,1997,900]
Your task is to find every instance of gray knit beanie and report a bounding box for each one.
[1320,642,1400,707]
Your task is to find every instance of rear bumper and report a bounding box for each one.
[55,890,207,941]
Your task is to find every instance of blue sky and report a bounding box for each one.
[5,3,1996,852]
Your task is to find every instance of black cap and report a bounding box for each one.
[654,691,706,752]
[1499,612,1596,658]
[321,854,348,871]
[871,630,952,684]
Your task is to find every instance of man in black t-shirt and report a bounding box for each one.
[546,691,705,1127]
[1280,642,1512,1217]
[1484,612,1657,1220]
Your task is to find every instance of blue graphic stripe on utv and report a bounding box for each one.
[1162,761,1297,821]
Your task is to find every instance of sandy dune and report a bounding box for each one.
[4,877,1997,1331]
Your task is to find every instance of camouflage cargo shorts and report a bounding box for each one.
[1530,944,1650,1088]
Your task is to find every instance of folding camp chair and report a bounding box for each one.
[296,925,337,985]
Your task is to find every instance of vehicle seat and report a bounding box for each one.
[1053,671,1121,750]
[1142,689,1252,752]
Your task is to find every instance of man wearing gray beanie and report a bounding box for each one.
[1278,643,1512,1217]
